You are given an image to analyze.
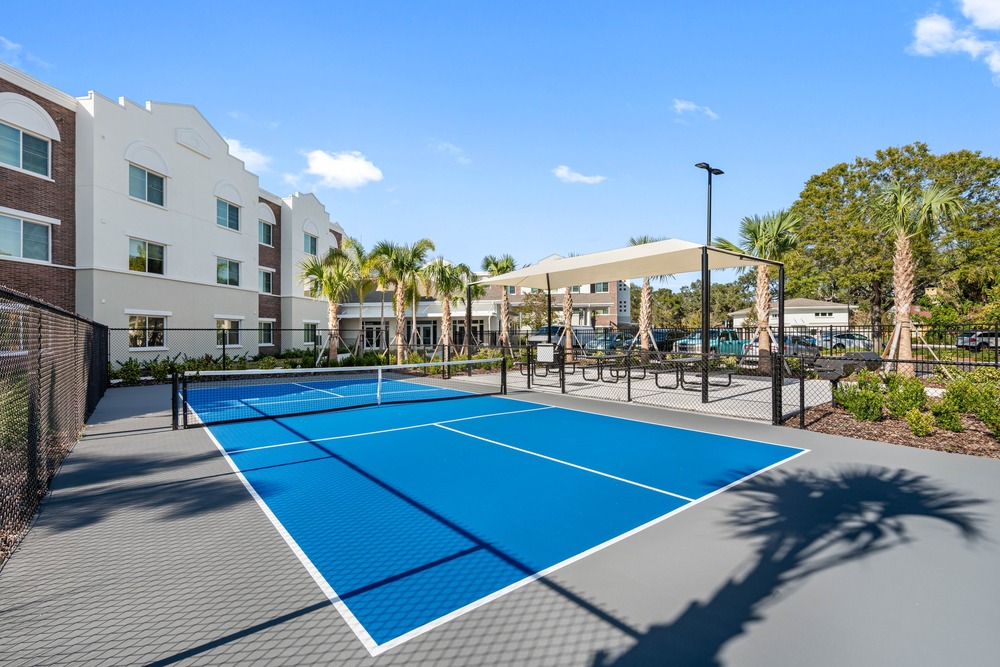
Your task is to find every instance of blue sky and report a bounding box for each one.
[3,1,998,289]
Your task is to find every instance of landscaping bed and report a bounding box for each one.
[790,403,1000,459]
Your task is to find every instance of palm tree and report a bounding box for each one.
[422,258,475,359]
[628,235,666,359]
[868,181,963,373]
[715,211,800,371]
[297,250,355,363]
[338,237,382,356]
[482,254,517,355]
[372,238,435,364]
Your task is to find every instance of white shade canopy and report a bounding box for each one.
[471,239,772,290]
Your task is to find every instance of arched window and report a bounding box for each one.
[0,93,60,178]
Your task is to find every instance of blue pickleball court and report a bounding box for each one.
[195,393,805,655]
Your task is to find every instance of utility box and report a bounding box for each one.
[537,343,555,363]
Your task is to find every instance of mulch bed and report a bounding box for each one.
[787,403,1000,459]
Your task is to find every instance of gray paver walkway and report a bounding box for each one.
[2,384,999,665]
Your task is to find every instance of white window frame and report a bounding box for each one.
[127,314,167,351]
[0,120,50,178]
[304,232,318,256]
[258,219,273,246]
[128,237,165,275]
[216,257,240,287]
[258,267,274,294]
[0,211,51,263]
[216,317,242,347]
[303,322,318,345]
[258,319,275,346]
[216,198,240,231]
[128,163,165,206]
[594,282,610,293]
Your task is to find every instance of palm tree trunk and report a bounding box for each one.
[328,300,339,364]
[756,265,772,372]
[441,297,452,359]
[563,291,574,363]
[394,288,406,365]
[380,290,387,350]
[640,277,652,363]
[500,290,510,355]
[893,229,915,376]
[410,289,419,351]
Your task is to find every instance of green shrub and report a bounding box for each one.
[884,375,927,418]
[147,356,174,382]
[930,396,964,432]
[854,369,882,393]
[256,356,277,370]
[116,358,142,383]
[904,408,935,436]
[974,387,1000,439]
[833,384,884,421]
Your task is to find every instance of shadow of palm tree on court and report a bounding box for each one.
[591,465,986,667]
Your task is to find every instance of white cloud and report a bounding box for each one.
[433,141,472,165]
[552,165,607,185]
[225,138,272,173]
[910,8,1000,84]
[0,36,51,70]
[672,99,719,120]
[291,150,384,190]
[962,0,1000,30]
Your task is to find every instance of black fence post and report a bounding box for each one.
[626,349,632,403]
[559,347,566,394]
[171,371,179,430]
[799,356,806,429]
[527,344,532,390]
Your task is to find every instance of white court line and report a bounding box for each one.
[292,381,345,398]
[434,424,695,502]
[194,397,810,657]
[226,405,555,454]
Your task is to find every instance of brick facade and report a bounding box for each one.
[0,78,76,312]
[258,198,282,353]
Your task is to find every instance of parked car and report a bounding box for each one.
[648,328,689,351]
[816,331,872,351]
[956,330,1000,352]
[674,329,750,356]
[584,332,629,352]
[743,335,821,360]
[527,325,596,348]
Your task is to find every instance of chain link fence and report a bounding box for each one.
[1,286,108,564]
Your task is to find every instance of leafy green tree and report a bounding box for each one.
[515,291,550,332]
[868,181,963,372]
[716,211,800,369]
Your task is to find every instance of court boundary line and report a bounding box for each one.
[498,392,805,451]
[373,446,810,655]
[291,381,344,398]
[195,422,381,654]
[225,405,555,454]
[195,396,810,656]
[435,423,695,502]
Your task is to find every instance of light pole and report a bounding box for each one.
[695,162,723,403]
[695,163,724,245]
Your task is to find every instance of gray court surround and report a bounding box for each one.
[1,385,998,666]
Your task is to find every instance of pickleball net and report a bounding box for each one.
[173,357,507,427]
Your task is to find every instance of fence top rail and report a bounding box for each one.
[182,357,505,377]
[1,284,106,329]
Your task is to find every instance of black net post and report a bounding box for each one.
[501,355,507,395]
[527,344,532,390]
